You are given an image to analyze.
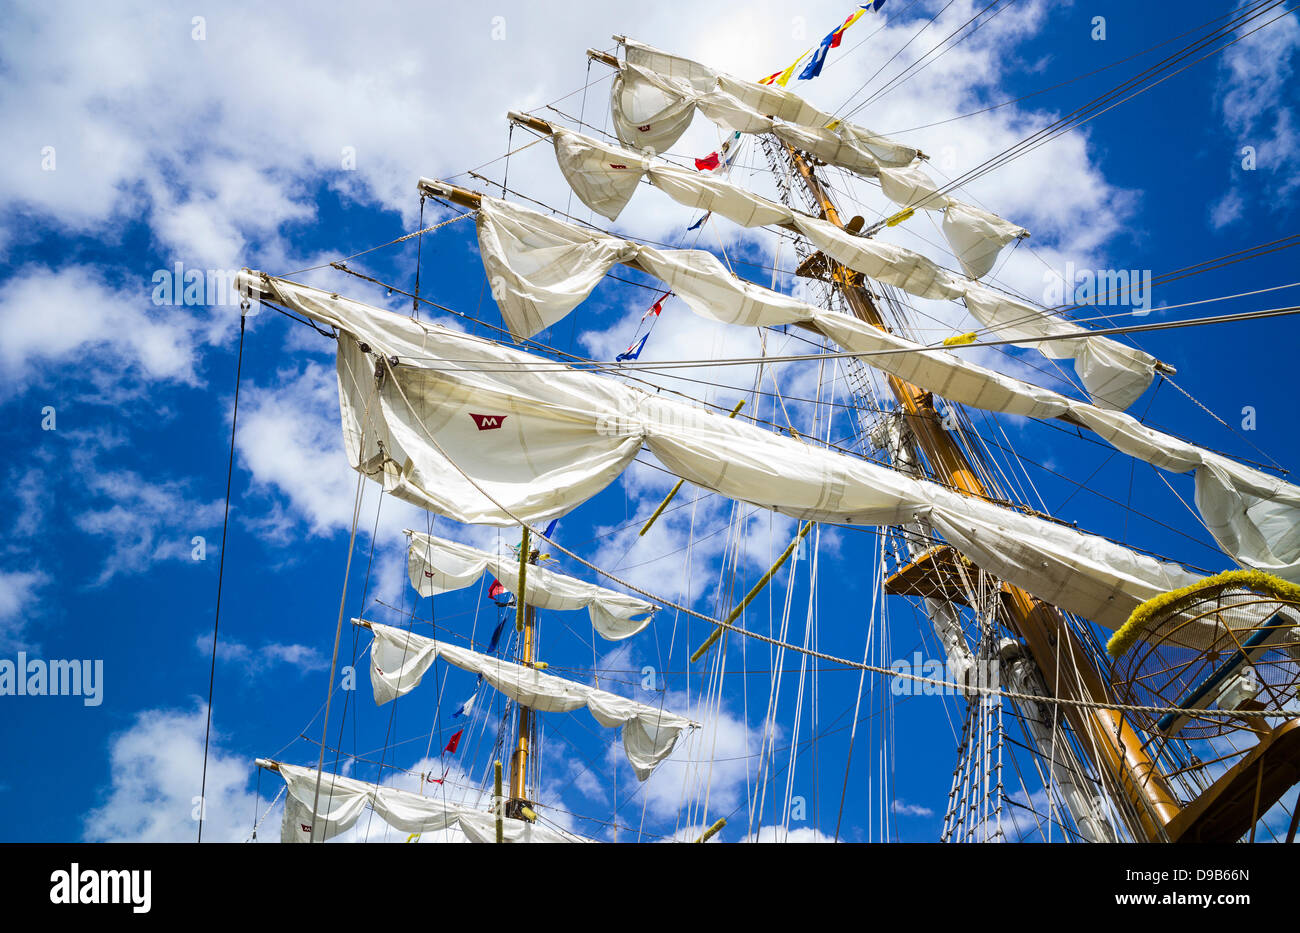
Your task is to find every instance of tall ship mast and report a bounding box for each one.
[242,8,1300,844]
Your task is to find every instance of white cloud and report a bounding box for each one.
[0,266,210,399]
[0,426,227,588]
[194,633,328,675]
[72,460,225,586]
[1212,6,1300,223]
[1210,189,1245,230]
[0,569,46,651]
[891,798,934,817]
[10,468,45,540]
[83,703,266,842]
[235,362,360,538]
[234,360,427,546]
[0,0,1131,283]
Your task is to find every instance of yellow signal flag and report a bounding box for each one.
[760,48,812,87]
[942,332,978,347]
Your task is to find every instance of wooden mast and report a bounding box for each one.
[409,178,540,823]
[782,149,1182,840]
[508,538,539,820]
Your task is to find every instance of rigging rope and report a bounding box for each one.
[197,309,246,843]
[308,375,376,841]
[372,351,1298,721]
[366,302,1300,373]
[888,0,1294,215]
[878,1,1297,134]
[843,0,1015,119]
[411,196,425,318]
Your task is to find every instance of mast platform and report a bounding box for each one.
[1165,718,1300,842]
[884,545,975,607]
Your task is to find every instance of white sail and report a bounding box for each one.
[770,121,893,174]
[616,38,910,160]
[363,621,697,780]
[407,530,657,640]
[472,194,1300,581]
[269,761,579,843]
[959,280,1157,409]
[239,269,641,527]
[236,270,1220,629]
[541,128,1155,408]
[608,41,1026,278]
[477,190,640,338]
[613,61,773,156]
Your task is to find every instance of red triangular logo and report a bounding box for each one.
[469,413,506,431]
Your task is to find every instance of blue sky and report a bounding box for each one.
[1,0,1297,843]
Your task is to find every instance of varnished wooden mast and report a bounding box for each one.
[508,543,539,819]
[782,150,1181,840]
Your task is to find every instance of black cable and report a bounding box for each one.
[878,1,1289,135]
[834,0,958,119]
[198,310,246,843]
[412,195,425,318]
[896,0,1290,215]
[845,0,1014,119]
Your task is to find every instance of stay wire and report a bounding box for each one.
[878,1,1291,134]
[197,310,247,843]
[371,352,1296,720]
[846,0,1014,119]
[834,0,958,119]
[903,1,1292,213]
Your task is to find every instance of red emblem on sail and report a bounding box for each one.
[301,823,313,833]
[469,413,507,431]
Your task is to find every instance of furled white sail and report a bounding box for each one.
[363,621,696,780]
[940,204,1029,280]
[407,530,657,640]
[269,761,579,843]
[469,197,1300,579]
[477,190,639,338]
[540,129,1154,408]
[620,36,720,94]
[960,281,1156,410]
[239,269,642,526]
[616,38,906,159]
[555,127,792,227]
[611,59,699,156]
[235,270,1229,628]
[789,213,968,301]
[608,41,1026,278]
[612,61,773,156]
